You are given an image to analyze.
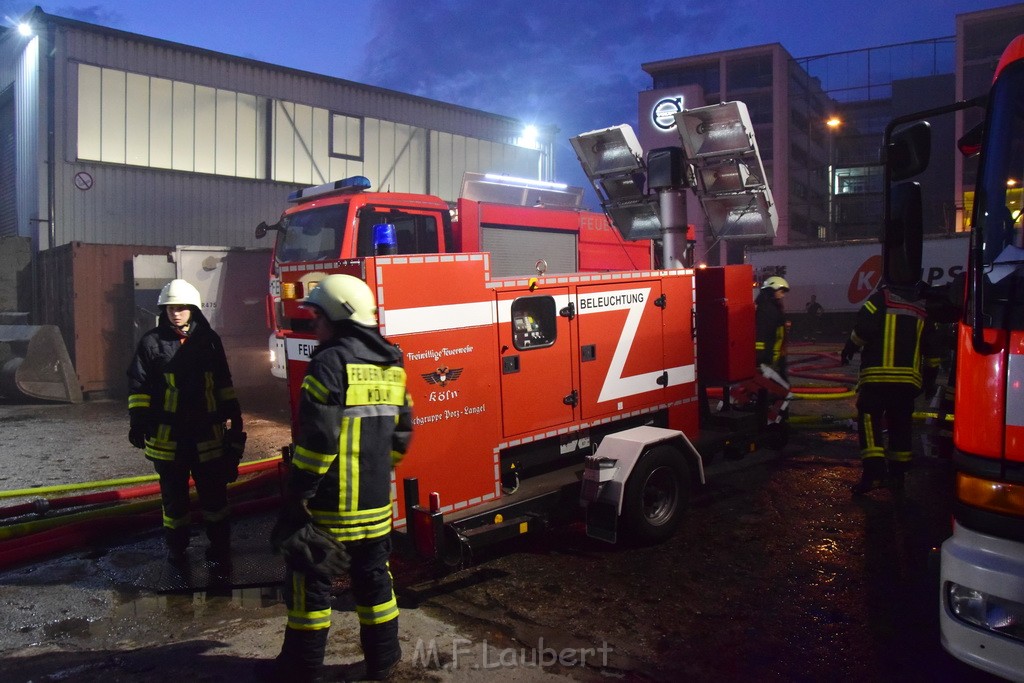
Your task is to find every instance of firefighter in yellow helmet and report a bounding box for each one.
[755,276,790,380]
[841,282,941,495]
[258,274,413,682]
[126,279,242,566]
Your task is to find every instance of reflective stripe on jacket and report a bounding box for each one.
[848,288,940,389]
[289,324,413,543]
[127,311,238,462]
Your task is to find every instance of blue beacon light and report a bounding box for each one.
[373,223,397,256]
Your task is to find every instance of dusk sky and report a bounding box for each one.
[2,1,1017,200]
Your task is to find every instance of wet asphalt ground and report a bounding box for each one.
[0,342,1009,681]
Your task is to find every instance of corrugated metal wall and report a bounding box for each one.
[45,23,535,251]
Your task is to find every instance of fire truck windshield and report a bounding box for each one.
[974,58,1024,325]
[275,204,349,264]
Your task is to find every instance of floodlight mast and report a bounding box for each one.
[572,102,776,272]
[569,125,693,270]
[646,146,692,269]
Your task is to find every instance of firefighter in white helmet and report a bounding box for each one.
[755,275,790,379]
[126,278,242,567]
[258,274,413,682]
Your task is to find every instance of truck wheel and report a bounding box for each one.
[621,446,690,545]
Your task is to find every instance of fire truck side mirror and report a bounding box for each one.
[889,121,931,181]
[255,220,282,239]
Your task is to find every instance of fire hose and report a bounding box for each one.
[0,455,287,570]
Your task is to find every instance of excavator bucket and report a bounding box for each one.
[0,325,83,403]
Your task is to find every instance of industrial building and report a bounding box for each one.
[637,3,1024,265]
[0,7,555,397]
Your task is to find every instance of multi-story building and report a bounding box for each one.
[638,4,1024,265]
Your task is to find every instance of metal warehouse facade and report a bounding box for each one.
[0,7,553,398]
[0,7,550,255]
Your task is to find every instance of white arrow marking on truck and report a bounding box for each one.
[577,287,695,403]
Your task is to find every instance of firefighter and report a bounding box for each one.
[258,274,413,683]
[841,283,941,495]
[126,278,242,565]
[755,276,790,379]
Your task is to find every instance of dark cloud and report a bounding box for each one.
[356,0,728,196]
[51,4,121,25]
[0,2,121,27]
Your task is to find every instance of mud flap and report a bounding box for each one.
[0,325,83,403]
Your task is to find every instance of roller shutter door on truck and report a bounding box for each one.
[482,227,577,278]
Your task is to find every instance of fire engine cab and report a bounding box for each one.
[879,34,1024,680]
[256,102,782,564]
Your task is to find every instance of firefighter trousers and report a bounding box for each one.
[283,533,400,672]
[856,384,918,463]
[153,444,230,554]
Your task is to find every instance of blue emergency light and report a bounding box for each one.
[287,175,372,203]
[373,223,398,256]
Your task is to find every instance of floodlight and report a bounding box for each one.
[606,200,662,240]
[595,173,646,203]
[571,125,645,177]
[675,101,777,240]
[702,192,779,240]
[696,160,761,195]
[675,102,755,161]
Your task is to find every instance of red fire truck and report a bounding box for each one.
[255,104,778,564]
[256,174,651,382]
[880,34,1024,679]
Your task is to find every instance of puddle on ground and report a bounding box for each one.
[35,586,286,645]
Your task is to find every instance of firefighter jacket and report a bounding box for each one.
[755,289,787,368]
[127,310,239,463]
[848,286,941,389]
[289,323,413,543]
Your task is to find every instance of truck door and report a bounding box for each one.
[576,277,693,419]
[497,287,575,436]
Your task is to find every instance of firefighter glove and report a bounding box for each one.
[274,523,350,578]
[840,340,859,366]
[222,429,247,483]
[270,496,313,552]
[128,427,148,449]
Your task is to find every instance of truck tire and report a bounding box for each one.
[620,445,690,545]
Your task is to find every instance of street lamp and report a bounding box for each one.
[826,116,842,240]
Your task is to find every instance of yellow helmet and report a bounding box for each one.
[303,274,377,327]
[157,279,202,308]
[762,276,790,291]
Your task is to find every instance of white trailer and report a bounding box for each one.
[745,236,968,313]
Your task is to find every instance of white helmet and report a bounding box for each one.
[157,279,202,308]
[762,276,790,291]
[303,274,377,327]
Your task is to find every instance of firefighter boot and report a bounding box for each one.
[165,525,190,564]
[204,518,231,565]
[354,619,401,680]
[254,627,328,683]
[888,460,910,494]
[851,457,888,496]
